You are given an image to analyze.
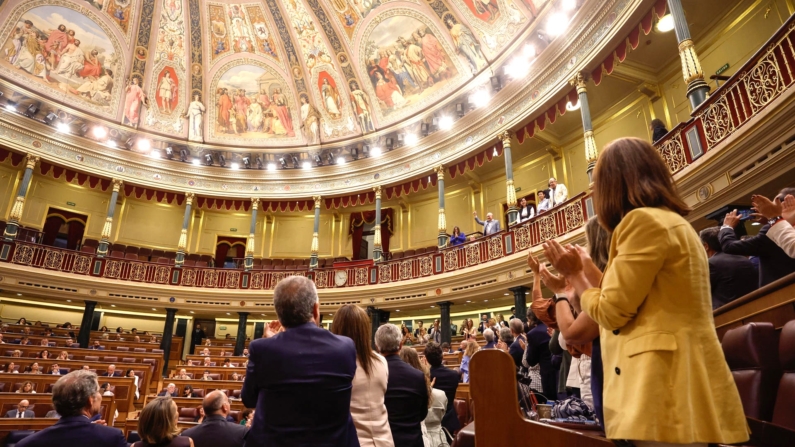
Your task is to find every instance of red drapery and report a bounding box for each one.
[42,209,87,250]
[215,236,247,267]
[349,209,394,260]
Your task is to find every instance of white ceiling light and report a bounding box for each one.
[336,157,346,165]
[267,163,277,171]
[230,162,239,170]
[505,57,530,79]
[149,150,160,159]
[136,138,152,152]
[471,89,490,108]
[561,0,577,10]
[106,140,117,148]
[302,161,312,169]
[656,14,674,33]
[566,100,580,112]
[192,158,201,166]
[190,311,195,314]
[370,146,382,157]
[523,44,536,58]
[92,126,108,139]
[152,308,157,311]
[56,122,70,133]
[110,304,116,307]
[404,134,418,145]
[546,13,569,37]
[438,115,454,130]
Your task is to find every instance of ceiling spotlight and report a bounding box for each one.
[314,154,323,166]
[370,146,382,157]
[5,100,17,112]
[44,112,58,125]
[242,156,251,169]
[279,157,287,169]
[92,126,108,139]
[149,150,160,159]
[106,140,118,148]
[386,138,394,150]
[302,161,312,169]
[136,138,152,152]
[490,75,502,92]
[218,154,226,167]
[455,102,465,117]
[546,13,569,37]
[420,123,430,136]
[656,14,674,33]
[255,156,263,169]
[336,157,346,165]
[204,153,214,165]
[350,147,359,160]
[163,146,174,159]
[267,163,277,171]
[326,152,335,164]
[291,155,300,168]
[565,100,580,112]
[56,122,70,133]
[180,148,189,162]
[505,57,530,79]
[404,134,418,146]
[523,44,537,58]
[470,89,491,108]
[561,0,577,10]
[25,103,39,118]
[192,158,201,166]
[438,115,454,130]
[230,162,239,170]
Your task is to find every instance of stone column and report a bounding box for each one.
[244,198,259,271]
[309,196,321,269]
[175,192,195,267]
[437,301,452,345]
[160,308,177,377]
[435,166,448,248]
[500,131,518,225]
[573,73,599,182]
[3,155,39,241]
[367,306,382,346]
[509,286,529,324]
[77,300,97,348]
[234,312,248,356]
[373,186,383,263]
[97,179,123,257]
[668,0,710,109]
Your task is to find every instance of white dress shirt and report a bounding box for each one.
[549,183,569,207]
[768,221,795,258]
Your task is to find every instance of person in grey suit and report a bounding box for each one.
[181,390,248,447]
[5,399,34,418]
[473,211,501,236]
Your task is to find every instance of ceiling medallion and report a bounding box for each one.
[32,140,41,148]
[239,301,246,307]
[115,166,125,173]
[75,155,84,162]
[374,173,380,179]
[435,288,442,296]
[153,174,162,180]
[188,180,195,186]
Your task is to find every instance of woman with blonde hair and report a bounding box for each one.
[399,346,448,447]
[331,304,394,447]
[57,351,69,361]
[133,397,193,447]
[459,341,479,383]
[544,137,748,446]
[16,381,35,393]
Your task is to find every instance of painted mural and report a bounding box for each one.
[450,0,532,58]
[243,4,280,62]
[84,0,137,42]
[360,11,466,124]
[0,2,122,118]
[208,3,232,61]
[206,3,281,65]
[210,61,300,144]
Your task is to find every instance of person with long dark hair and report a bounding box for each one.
[517,197,535,223]
[449,226,466,246]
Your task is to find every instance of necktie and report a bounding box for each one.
[17,412,22,418]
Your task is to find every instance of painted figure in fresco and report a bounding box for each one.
[234,89,250,133]
[272,88,295,137]
[446,18,486,74]
[300,95,321,144]
[417,29,450,81]
[187,94,205,142]
[475,0,500,21]
[123,76,148,127]
[373,71,406,109]
[158,71,177,113]
[75,68,113,102]
[247,100,263,132]
[44,24,69,67]
[388,48,417,94]
[258,87,273,132]
[78,49,102,78]
[321,78,341,119]
[10,21,49,81]
[55,39,85,77]
[400,36,432,89]
[217,88,232,133]
[349,82,373,132]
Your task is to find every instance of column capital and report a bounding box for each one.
[570,72,589,93]
[498,131,512,146]
[435,301,453,308]
[433,165,445,180]
[251,197,260,210]
[184,192,195,205]
[373,185,381,199]
[111,179,123,192]
[237,311,250,317]
[24,155,40,170]
[313,196,322,208]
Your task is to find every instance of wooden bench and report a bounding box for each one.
[0,375,135,417]
[714,271,795,339]
[0,392,115,421]
[155,379,244,400]
[5,333,182,363]
[184,355,247,366]
[192,346,244,356]
[168,366,246,381]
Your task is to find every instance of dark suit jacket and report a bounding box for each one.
[708,251,758,309]
[100,371,119,377]
[5,409,34,418]
[383,354,428,447]
[241,322,358,447]
[429,365,460,435]
[157,391,179,397]
[181,414,248,447]
[719,225,795,286]
[509,335,526,369]
[88,346,104,350]
[16,415,127,447]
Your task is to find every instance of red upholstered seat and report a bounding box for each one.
[772,320,795,429]
[115,347,129,351]
[103,356,118,362]
[722,322,781,421]
[191,388,205,397]
[178,407,198,422]
[454,399,469,432]
[454,421,475,447]
[121,358,136,364]
[84,355,99,362]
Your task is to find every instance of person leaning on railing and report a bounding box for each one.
[752,193,795,258]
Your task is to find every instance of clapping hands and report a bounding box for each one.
[263,320,282,338]
[543,240,584,278]
[782,194,795,224]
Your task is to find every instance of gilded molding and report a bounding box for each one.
[434,165,445,180]
[310,232,319,255]
[24,155,39,171]
[245,233,255,256]
[185,192,195,206]
[313,196,322,209]
[506,179,517,207]
[438,208,447,233]
[584,130,598,163]
[373,224,382,248]
[111,179,123,193]
[177,229,188,251]
[251,198,260,210]
[100,217,114,240]
[8,196,25,222]
[373,186,382,200]
[678,39,706,84]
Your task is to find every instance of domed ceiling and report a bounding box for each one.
[0,0,550,149]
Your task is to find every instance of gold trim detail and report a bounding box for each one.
[251,198,260,210]
[185,192,195,206]
[373,224,382,248]
[498,131,512,147]
[506,179,517,207]
[245,233,255,256]
[111,179,123,193]
[438,208,447,233]
[100,217,114,240]
[373,185,381,200]
[177,228,188,251]
[678,39,705,85]
[8,195,25,222]
[25,155,40,170]
[310,231,319,255]
[313,195,322,209]
[434,165,445,180]
[584,130,598,163]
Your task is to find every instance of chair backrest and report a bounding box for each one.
[192,388,205,397]
[5,430,35,447]
[103,356,118,362]
[157,257,171,264]
[229,410,241,423]
[125,246,140,255]
[133,348,146,353]
[178,407,198,422]
[125,252,139,260]
[121,357,136,364]
[152,349,164,354]
[84,355,99,362]
[109,250,125,259]
[454,398,469,429]
[115,346,129,351]
[209,374,221,380]
[230,389,242,398]
[404,249,416,256]
[142,359,156,365]
[127,431,142,443]
[196,261,209,267]
[722,322,781,421]
[773,320,795,429]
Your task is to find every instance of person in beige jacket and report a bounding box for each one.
[545,138,748,446]
[331,304,394,447]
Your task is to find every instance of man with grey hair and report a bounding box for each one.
[242,276,358,447]
[158,382,178,397]
[181,390,248,447]
[473,211,501,235]
[508,319,527,368]
[16,370,126,447]
[376,324,428,447]
[483,328,496,349]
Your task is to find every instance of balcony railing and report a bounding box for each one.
[0,194,591,291]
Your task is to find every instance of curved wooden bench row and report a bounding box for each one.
[714,271,795,340]
[3,333,181,362]
[185,355,247,365]
[168,366,246,381]
[0,375,134,415]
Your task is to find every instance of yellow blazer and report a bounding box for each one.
[581,207,748,443]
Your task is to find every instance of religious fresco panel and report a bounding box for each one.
[83,0,138,43]
[449,0,532,58]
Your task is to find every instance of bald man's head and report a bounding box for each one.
[203,390,230,417]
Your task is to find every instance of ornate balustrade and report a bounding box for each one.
[0,194,591,291]
[654,16,795,174]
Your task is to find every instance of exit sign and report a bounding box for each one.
[716,63,730,75]
[66,202,76,206]
[230,228,238,232]
[219,326,227,330]
[515,187,522,192]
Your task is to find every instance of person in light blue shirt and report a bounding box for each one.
[473,211,501,236]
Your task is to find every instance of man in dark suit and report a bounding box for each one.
[507,320,527,368]
[100,364,117,377]
[5,400,34,418]
[376,324,428,447]
[16,370,127,447]
[158,383,179,397]
[181,390,248,447]
[700,227,758,308]
[191,323,207,358]
[242,276,358,447]
[477,314,488,334]
[720,188,795,286]
[89,340,104,350]
[425,342,460,440]
[483,329,496,349]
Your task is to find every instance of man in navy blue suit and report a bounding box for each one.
[376,324,428,447]
[425,341,460,440]
[17,370,127,447]
[242,276,359,447]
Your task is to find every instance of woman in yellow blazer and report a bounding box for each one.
[544,137,748,446]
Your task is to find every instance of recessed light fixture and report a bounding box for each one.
[267,163,277,171]
[66,299,72,302]
[565,100,581,112]
[136,138,152,152]
[190,311,195,314]
[110,304,116,307]
[152,308,157,311]
[56,122,70,133]
[230,162,239,170]
[438,116,454,130]
[505,57,531,79]
[561,0,577,10]
[404,134,418,145]
[430,305,436,308]
[370,146,382,157]
[192,158,201,166]
[106,140,117,148]
[503,293,509,296]
[226,312,231,315]
[92,126,108,139]
[656,14,674,33]
[751,221,761,226]
[16,293,21,296]
[336,157,346,165]
[484,299,489,302]
[396,309,401,312]
[470,89,490,108]
[302,161,311,169]
[546,13,569,37]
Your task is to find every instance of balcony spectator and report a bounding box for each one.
[698,227,757,309]
[518,197,535,223]
[16,381,36,394]
[473,211,501,235]
[752,193,795,258]
[548,177,568,207]
[650,118,668,143]
[200,371,213,381]
[100,364,117,377]
[126,368,140,400]
[477,314,488,334]
[174,368,190,380]
[720,187,795,286]
[537,191,551,213]
[449,226,466,246]
[428,319,442,344]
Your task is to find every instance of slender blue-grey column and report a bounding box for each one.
[435,166,448,248]
[175,192,195,267]
[3,155,39,241]
[437,301,452,345]
[668,0,710,109]
[309,196,321,269]
[573,74,599,182]
[160,308,177,377]
[373,186,383,263]
[234,312,248,356]
[500,132,518,225]
[97,179,123,257]
[244,198,259,271]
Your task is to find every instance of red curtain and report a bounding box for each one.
[42,209,88,249]
[349,209,394,260]
[41,215,64,247]
[66,221,85,250]
[215,237,247,267]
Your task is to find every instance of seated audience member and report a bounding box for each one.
[150,336,158,343]
[203,356,213,367]
[650,118,668,142]
[134,336,141,342]
[222,358,232,367]
[99,326,109,332]
[518,197,535,223]
[19,336,31,345]
[375,324,428,447]
[536,190,551,213]
[101,364,117,377]
[50,364,61,375]
[183,385,195,398]
[440,342,452,354]
[12,350,22,358]
[203,339,212,346]
[40,338,50,346]
[719,187,795,286]
[181,391,248,447]
[457,341,467,353]
[330,304,394,447]
[38,349,49,359]
[449,226,466,246]
[16,318,28,325]
[699,226,758,308]
[193,406,205,423]
[115,327,123,333]
[240,409,254,427]
[225,334,232,339]
[45,409,60,418]
[158,383,179,397]
[0,334,4,343]
[543,137,748,445]
[89,341,103,350]
[548,177,568,207]
[231,372,241,381]
[398,347,444,447]
[6,399,34,418]
[241,276,358,447]
[4,361,19,373]
[201,348,211,356]
[133,397,193,447]
[15,370,127,447]
[425,342,460,440]
[57,351,70,360]
[16,381,36,394]
[126,368,140,400]
[175,368,191,380]
[200,370,213,381]
[28,362,42,374]
[82,365,90,370]
[753,193,795,257]
[242,348,249,357]
[473,211,501,236]
[482,328,496,349]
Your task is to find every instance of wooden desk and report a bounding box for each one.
[0,374,135,416]
[169,366,245,381]
[185,355,247,366]
[0,392,114,421]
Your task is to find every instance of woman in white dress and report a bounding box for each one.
[331,305,394,447]
[126,368,140,400]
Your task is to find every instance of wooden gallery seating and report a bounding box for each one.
[185,355,247,366]
[159,379,245,400]
[0,394,116,444]
[169,366,245,381]
[192,346,240,356]
[0,375,135,415]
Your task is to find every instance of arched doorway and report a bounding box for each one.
[41,208,87,250]
[215,236,247,268]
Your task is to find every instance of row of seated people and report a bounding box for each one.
[0,393,116,420]
[184,356,247,367]
[170,370,245,382]
[4,322,164,342]
[0,360,147,395]
[2,337,164,353]
[158,383,245,399]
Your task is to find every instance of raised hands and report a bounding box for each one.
[526,253,541,274]
[543,240,583,278]
[263,320,282,338]
[782,194,795,224]
[751,194,782,219]
[723,209,741,229]
[538,264,566,294]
